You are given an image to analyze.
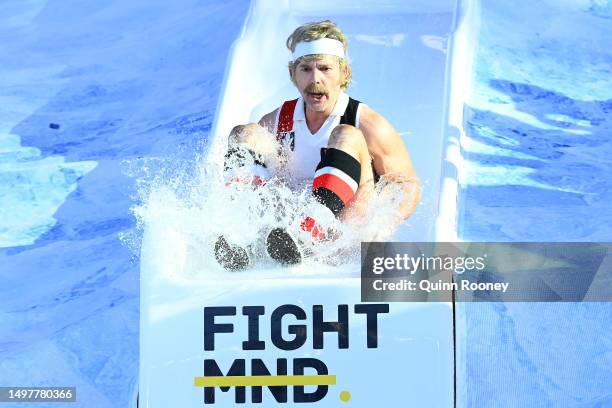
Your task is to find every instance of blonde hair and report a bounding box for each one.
[286,20,352,89]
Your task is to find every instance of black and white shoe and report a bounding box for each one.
[214,235,250,271]
[266,228,302,265]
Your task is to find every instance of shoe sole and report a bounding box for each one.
[266,228,302,265]
[214,236,249,271]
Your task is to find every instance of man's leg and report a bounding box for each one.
[224,123,280,183]
[312,124,374,218]
[268,125,374,263]
[216,124,278,270]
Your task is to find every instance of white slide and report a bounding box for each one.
[139,0,478,406]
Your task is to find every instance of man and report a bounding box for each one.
[219,20,420,269]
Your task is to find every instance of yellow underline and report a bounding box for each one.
[194,375,337,387]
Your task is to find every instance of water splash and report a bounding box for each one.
[127,151,419,279]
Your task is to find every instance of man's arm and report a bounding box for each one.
[358,104,421,220]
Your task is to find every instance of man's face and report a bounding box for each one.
[291,55,346,114]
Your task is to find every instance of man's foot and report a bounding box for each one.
[214,236,249,271]
[266,228,302,265]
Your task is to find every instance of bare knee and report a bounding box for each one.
[327,125,373,185]
[227,123,278,167]
[229,123,266,145]
[328,125,368,158]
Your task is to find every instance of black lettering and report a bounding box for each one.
[242,306,265,350]
[204,307,236,351]
[313,304,349,349]
[293,358,329,403]
[203,359,246,404]
[271,305,307,350]
[354,303,389,348]
[251,359,288,403]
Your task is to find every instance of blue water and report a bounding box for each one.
[0,0,610,407]
[457,1,612,406]
[0,1,248,406]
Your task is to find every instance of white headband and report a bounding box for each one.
[292,38,345,61]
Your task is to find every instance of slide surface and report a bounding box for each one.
[139,0,471,406]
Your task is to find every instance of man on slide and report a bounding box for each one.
[217,20,420,270]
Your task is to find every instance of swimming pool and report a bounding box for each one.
[1,0,610,406]
[456,0,612,406]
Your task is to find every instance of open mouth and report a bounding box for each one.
[308,92,327,102]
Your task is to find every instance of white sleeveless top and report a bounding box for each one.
[274,92,357,183]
